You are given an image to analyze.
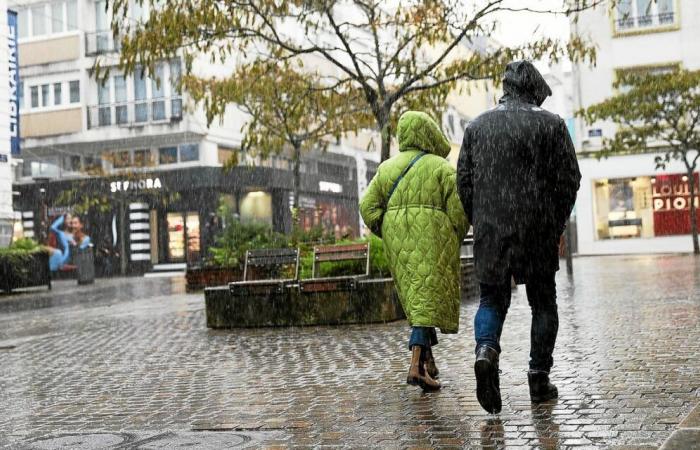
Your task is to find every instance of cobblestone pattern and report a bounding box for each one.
[1,255,699,449]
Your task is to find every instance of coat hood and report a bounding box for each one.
[500,60,552,107]
[396,111,451,158]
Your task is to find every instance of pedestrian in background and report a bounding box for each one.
[360,111,469,391]
[457,60,581,413]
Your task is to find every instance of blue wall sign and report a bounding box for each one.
[8,10,20,156]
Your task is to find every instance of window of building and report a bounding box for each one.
[615,64,680,93]
[151,64,166,120]
[134,68,148,123]
[111,151,131,168]
[98,80,111,126]
[159,147,178,165]
[30,86,39,108]
[51,2,63,33]
[133,149,153,167]
[179,144,199,162]
[62,155,82,173]
[217,146,237,165]
[114,75,127,124]
[31,4,47,36]
[40,84,50,106]
[83,155,102,173]
[69,80,80,103]
[66,0,77,30]
[53,83,62,106]
[593,174,700,240]
[19,1,78,39]
[18,9,28,39]
[615,0,677,33]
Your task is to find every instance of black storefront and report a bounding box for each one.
[13,164,359,276]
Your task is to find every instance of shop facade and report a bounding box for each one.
[13,163,359,275]
[576,153,699,255]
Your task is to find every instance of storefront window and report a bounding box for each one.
[239,191,272,225]
[593,174,700,239]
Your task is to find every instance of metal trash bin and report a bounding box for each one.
[75,245,95,285]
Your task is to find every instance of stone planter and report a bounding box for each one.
[205,278,405,328]
[186,266,242,291]
[0,251,51,293]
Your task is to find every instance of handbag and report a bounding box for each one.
[373,151,427,237]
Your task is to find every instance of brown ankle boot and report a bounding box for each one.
[425,348,439,379]
[406,346,441,391]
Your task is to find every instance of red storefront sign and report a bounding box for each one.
[652,173,700,236]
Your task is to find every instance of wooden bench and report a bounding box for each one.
[229,248,300,296]
[299,243,370,293]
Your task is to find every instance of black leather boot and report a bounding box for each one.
[474,345,502,414]
[528,370,558,403]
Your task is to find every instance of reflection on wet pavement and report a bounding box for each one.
[0,255,698,448]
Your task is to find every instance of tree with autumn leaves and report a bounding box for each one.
[106,0,603,162]
[184,60,370,211]
[581,69,700,254]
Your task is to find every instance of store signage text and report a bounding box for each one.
[652,178,699,212]
[652,173,700,236]
[8,10,20,156]
[110,178,163,193]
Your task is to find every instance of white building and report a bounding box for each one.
[572,0,700,255]
[11,0,379,272]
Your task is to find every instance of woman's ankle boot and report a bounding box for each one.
[425,348,440,379]
[407,346,441,391]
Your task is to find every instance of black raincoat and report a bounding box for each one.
[457,61,581,285]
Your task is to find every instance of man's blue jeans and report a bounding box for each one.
[474,273,558,372]
[408,327,438,350]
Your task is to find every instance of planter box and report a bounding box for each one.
[0,251,52,293]
[205,278,405,328]
[186,266,242,291]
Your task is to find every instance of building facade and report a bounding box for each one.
[11,0,378,274]
[572,0,700,255]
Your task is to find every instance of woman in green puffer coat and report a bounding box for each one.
[360,111,469,391]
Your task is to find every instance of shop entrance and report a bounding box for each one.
[165,211,201,263]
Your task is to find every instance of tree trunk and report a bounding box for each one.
[292,143,301,211]
[687,168,700,255]
[378,113,392,162]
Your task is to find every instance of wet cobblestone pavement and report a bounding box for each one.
[1,255,699,449]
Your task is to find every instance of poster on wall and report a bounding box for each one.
[8,9,20,156]
[652,173,700,236]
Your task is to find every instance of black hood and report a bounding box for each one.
[500,60,552,107]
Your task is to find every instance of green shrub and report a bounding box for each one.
[209,220,288,268]
[0,238,46,286]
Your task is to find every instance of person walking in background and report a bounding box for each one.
[48,213,74,272]
[360,111,469,392]
[70,215,91,251]
[457,61,581,413]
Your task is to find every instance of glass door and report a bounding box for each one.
[166,212,185,261]
[185,212,200,263]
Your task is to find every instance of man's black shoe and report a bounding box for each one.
[474,345,502,414]
[528,370,558,403]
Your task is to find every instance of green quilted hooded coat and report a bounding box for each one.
[360,111,469,333]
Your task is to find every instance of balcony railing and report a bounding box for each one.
[616,12,675,31]
[87,97,183,129]
[85,30,121,56]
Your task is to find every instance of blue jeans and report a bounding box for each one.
[408,327,438,350]
[474,273,558,372]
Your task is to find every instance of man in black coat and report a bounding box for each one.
[457,60,581,414]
